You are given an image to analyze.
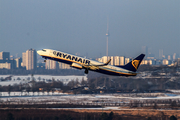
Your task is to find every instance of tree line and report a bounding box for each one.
[0,109,178,120]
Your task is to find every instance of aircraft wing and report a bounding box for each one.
[81,59,111,70]
[84,59,111,67]
[97,59,111,66]
[70,59,111,70]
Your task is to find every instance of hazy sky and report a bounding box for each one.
[0,0,180,58]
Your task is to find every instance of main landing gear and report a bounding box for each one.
[44,59,47,62]
[85,69,88,74]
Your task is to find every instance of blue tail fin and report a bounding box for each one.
[120,54,145,72]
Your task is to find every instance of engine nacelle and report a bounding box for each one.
[70,63,83,69]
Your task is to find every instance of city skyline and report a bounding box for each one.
[4,46,180,60]
[0,46,180,70]
[0,47,179,70]
[0,1,180,58]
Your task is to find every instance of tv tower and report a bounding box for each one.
[106,17,109,61]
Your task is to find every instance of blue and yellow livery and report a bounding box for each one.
[37,49,145,76]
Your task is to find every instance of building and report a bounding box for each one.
[0,51,16,69]
[110,56,114,65]
[114,56,120,65]
[0,52,10,61]
[114,56,125,66]
[24,48,37,70]
[45,59,57,69]
[97,56,124,66]
[59,62,71,69]
[119,56,125,65]
[15,57,22,68]
[178,58,180,66]
[159,49,164,59]
[37,62,45,69]
[100,56,111,64]
[21,52,26,67]
[162,59,169,65]
[96,58,102,63]
[125,58,130,64]
[173,53,176,60]
[0,62,11,69]
[141,60,147,65]
[168,55,171,60]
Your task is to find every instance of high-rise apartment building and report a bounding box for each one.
[114,56,120,66]
[173,53,176,60]
[0,52,10,61]
[98,56,124,66]
[99,56,110,64]
[114,56,125,66]
[178,58,180,66]
[168,55,171,60]
[125,58,130,64]
[110,56,114,65]
[25,48,37,70]
[119,56,125,65]
[21,52,26,67]
[15,57,22,68]
[45,59,57,69]
[59,62,71,69]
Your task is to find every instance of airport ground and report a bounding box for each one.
[0,93,180,119]
[0,65,180,119]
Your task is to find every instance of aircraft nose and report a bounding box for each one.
[37,50,42,55]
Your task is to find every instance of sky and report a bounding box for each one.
[0,0,180,58]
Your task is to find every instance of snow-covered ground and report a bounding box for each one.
[0,91,67,96]
[1,93,180,107]
[0,75,87,86]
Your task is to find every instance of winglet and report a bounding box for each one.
[93,59,111,66]
[104,59,111,65]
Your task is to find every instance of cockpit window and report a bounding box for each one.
[42,49,46,52]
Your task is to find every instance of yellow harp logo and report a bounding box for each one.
[132,60,140,70]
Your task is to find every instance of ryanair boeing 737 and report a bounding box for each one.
[37,49,145,76]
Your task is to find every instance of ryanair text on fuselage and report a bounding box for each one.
[53,51,90,65]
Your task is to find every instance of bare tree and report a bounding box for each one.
[8,85,11,96]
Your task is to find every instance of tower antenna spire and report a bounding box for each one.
[106,16,109,61]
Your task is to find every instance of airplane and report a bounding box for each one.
[37,49,145,76]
